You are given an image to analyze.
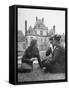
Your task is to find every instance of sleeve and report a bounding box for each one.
[22,47,29,63]
[22,50,26,63]
[46,47,52,56]
[50,48,61,64]
[35,48,42,68]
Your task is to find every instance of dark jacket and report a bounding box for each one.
[46,47,52,56]
[43,45,65,73]
[49,45,65,73]
[51,46,65,64]
[22,46,42,68]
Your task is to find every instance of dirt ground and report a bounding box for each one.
[18,51,65,82]
[18,64,65,82]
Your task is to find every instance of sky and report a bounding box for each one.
[18,8,65,35]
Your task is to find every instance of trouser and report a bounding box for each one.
[41,60,53,72]
[23,59,33,66]
[18,59,33,73]
[41,60,65,73]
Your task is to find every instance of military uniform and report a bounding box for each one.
[42,45,65,73]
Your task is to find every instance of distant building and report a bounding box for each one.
[25,16,55,51]
[18,31,26,51]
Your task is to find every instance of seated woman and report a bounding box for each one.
[19,39,42,73]
[42,35,65,73]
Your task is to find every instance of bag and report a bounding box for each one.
[18,62,33,73]
[21,62,33,70]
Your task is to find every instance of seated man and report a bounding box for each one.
[41,36,54,69]
[42,35,65,73]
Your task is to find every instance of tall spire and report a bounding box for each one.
[42,17,44,23]
[53,25,55,30]
[36,16,38,21]
[25,20,27,36]
[53,25,55,34]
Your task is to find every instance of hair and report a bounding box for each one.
[30,39,37,48]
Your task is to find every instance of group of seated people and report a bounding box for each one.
[18,34,65,73]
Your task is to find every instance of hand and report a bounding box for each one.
[30,57,37,61]
[46,59,50,63]
[46,56,52,61]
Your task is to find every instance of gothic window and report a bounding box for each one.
[41,38,43,43]
[38,24,40,28]
[31,37,33,41]
[40,38,43,50]
[40,31,43,36]
[35,30,37,35]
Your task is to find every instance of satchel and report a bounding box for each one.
[21,62,33,70]
[18,62,33,73]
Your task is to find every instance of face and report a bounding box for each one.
[53,39,56,46]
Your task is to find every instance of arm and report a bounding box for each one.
[35,48,42,68]
[46,47,52,56]
[22,47,30,63]
[50,48,61,64]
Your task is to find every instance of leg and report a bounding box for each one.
[41,60,53,72]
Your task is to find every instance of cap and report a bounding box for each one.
[54,34,61,42]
